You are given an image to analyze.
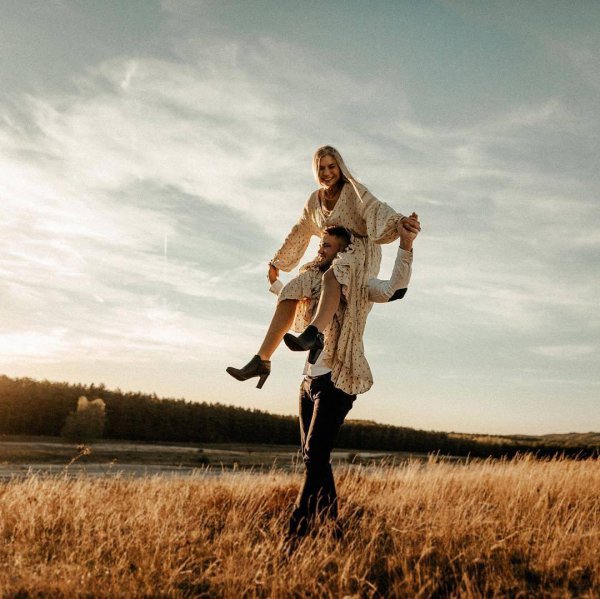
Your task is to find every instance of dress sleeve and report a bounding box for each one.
[358,188,405,245]
[270,198,317,272]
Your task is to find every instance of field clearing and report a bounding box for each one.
[0,436,436,477]
[1,455,598,597]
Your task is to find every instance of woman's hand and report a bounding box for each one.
[268,263,279,285]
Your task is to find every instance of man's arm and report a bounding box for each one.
[367,211,419,303]
[367,246,412,303]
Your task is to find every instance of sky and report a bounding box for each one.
[1,0,598,436]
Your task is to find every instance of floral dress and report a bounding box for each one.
[271,181,404,395]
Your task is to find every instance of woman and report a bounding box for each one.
[226,145,420,395]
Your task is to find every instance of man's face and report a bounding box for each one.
[317,233,343,270]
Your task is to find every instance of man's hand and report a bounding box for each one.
[268,262,279,285]
[400,212,421,234]
[398,212,420,251]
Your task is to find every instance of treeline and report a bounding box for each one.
[0,375,597,458]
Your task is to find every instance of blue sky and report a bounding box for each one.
[1,1,598,435]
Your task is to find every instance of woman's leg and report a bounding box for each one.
[282,268,340,362]
[257,299,298,360]
[310,267,341,332]
[227,298,298,386]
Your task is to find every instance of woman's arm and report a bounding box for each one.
[358,189,406,244]
[269,197,318,272]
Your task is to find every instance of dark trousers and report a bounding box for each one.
[288,372,356,538]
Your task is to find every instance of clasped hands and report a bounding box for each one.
[398,212,421,251]
[400,212,421,236]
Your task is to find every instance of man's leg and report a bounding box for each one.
[288,378,315,538]
[288,373,355,538]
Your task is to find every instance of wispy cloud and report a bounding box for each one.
[530,344,597,359]
[0,34,409,369]
[1,4,598,433]
[2,36,598,355]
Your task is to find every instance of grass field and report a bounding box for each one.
[1,454,598,597]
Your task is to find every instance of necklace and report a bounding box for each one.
[321,186,341,211]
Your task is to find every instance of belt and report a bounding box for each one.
[304,371,332,381]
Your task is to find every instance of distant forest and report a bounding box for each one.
[0,375,597,458]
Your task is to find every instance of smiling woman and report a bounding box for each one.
[316,154,344,210]
[227,145,419,394]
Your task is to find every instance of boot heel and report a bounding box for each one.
[226,355,271,386]
[256,373,269,389]
[308,347,323,365]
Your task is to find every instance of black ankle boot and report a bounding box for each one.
[226,355,271,389]
[283,325,324,365]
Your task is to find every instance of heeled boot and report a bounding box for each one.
[283,325,324,364]
[226,355,271,389]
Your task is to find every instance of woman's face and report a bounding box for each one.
[318,155,341,189]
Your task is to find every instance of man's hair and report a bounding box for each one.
[324,226,351,249]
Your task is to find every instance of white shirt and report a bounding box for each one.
[269,244,413,378]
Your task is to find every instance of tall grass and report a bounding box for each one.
[1,455,598,597]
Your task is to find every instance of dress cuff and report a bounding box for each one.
[269,279,284,295]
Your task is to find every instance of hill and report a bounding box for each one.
[0,375,597,458]
[448,431,600,449]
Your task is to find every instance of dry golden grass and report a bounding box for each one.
[1,455,598,598]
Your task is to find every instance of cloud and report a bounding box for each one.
[0,330,68,362]
[0,16,598,439]
[0,32,413,371]
[530,344,597,359]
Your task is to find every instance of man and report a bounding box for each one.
[269,217,418,546]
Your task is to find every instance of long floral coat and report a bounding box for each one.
[271,181,404,395]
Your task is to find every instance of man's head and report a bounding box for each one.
[316,226,351,270]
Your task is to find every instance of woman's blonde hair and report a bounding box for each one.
[312,145,366,199]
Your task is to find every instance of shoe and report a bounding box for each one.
[226,355,271,389]
[283,325,324,365]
